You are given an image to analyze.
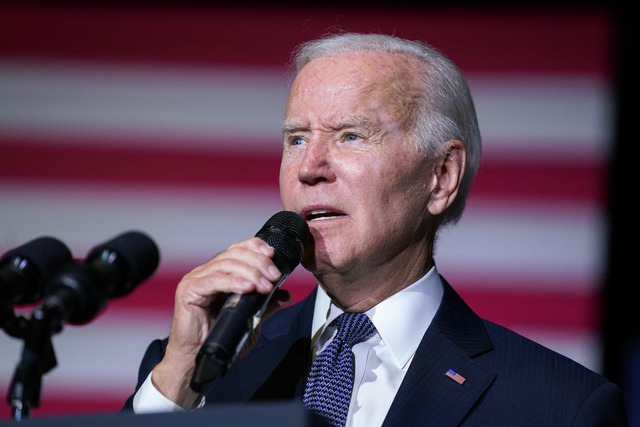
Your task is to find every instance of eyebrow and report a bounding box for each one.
[281,122,305,134]
[282,117,376,134]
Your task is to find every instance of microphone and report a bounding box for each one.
[1,237,73,336]
[190,211,309,392]
[0,237,73,308]
[43,231,160,325]
[5,232,158,419]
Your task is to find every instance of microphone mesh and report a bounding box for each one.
[255,211,309,275]
[87,231,160,284]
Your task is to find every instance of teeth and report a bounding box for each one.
[306,210,342,221]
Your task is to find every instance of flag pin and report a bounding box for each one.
[445,369,466,385]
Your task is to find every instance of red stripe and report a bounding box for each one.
[0,393,125,419]
[105,271,599,333]
[472,158,608,205]
[0,4,613,75]
[0,141,606,204]
[0,140,280,191]
[458,286,600,332]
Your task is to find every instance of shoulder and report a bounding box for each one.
[433,278,627,423]
[477,320,627,425]
[482,320,601,381]
[436,276,616,395]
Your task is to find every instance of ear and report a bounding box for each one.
[426,140,466,216]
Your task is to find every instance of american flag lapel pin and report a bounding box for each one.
[445,369,466,385]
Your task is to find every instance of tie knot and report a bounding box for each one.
[333,312,376,345]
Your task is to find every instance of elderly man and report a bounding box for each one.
[124,33,627,425]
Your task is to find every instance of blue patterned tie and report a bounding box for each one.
[303,312,376,426]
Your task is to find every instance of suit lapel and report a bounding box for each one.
[204,288,316,402]
[383,278,496,426]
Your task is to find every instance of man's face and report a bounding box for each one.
[280,51,436,280]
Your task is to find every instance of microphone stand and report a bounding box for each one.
[2,231,159,420]
[6,301,62,421]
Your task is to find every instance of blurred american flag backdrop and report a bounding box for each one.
[0,3,615,418]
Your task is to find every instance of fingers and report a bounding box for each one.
[177,237,282,308]
[169,237,286,348]
[154,237,290,406]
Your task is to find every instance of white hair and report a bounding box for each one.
[292,33,482,226]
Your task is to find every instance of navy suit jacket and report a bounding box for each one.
[124,278,628,425]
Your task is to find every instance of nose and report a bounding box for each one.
[297,138,336,185]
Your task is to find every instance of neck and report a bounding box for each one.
[316,241,435,313]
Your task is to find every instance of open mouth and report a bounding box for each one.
[304,209,346,221]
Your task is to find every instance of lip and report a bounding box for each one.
[299,205,347,222]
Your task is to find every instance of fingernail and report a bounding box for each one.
[259,244,274,256]
[259,277,273,290]
[268,265,280,279]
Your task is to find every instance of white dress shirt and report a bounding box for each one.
[133,266,444,426]
[310,266,443,426]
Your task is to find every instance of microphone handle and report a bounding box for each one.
[190,275,286,392]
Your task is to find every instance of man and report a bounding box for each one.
[124,33,627,425]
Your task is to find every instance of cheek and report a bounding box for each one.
[279,159,297,207]
[378,166,402,185]
[373,156,411,197]
[376,156,433,212]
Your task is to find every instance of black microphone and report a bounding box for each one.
[0,237,73,308]
[190,211,309,392]
[43,231,160,325]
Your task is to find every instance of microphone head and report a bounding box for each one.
[0,236,72,305]
[43,231,159,325]
[255,211,309,276]
[86,231,160,297]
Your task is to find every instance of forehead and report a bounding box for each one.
[286,51,421,123]
[299,50,410,80]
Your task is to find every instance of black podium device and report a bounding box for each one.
[0,402,329,426]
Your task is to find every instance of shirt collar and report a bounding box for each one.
[311,265,444,368]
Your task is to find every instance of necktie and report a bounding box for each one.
[303,312,376,426]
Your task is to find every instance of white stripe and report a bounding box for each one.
[0,182,604,291]
[467,73,613,160]
[0,181,283,269]
[0,59,290,151]
[0,312,171,397]
[0,59,612,159]
[436,198,606,290]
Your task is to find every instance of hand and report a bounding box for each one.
[150,237,292,407]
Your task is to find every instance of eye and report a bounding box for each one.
[344,133,361,142]
[288,136,305,146]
